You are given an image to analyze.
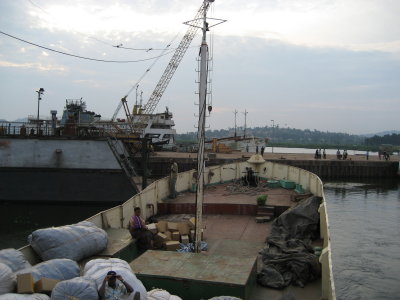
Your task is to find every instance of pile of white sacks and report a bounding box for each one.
[0,221,241,300]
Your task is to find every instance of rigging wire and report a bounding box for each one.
[0,30,175,63]
[26,0,180,53]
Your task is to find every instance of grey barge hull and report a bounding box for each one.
[0,137,136,203]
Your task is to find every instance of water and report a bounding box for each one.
[324,179,400,300]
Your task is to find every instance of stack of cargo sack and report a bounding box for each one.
[147,288,182,300]
[83,258,147,300]
[0,248,51,299]
[28,221,108,261]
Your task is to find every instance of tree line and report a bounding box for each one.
[176,126,400,147]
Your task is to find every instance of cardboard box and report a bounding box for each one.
[156,220,167,233]
[34,278,60,293]
[167,222,179,231]
[17,273,35,294]
[181,235,189,244]
[178,222,190,235]
[147,223,158,234]
[189,217,196,228]
[154,232,168,248]
[165,241,180,251]
[165,231,172,241]
[171,231,180,241]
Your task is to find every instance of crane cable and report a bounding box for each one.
[0,30,176,63]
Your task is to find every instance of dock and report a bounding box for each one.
[147,151,399,179]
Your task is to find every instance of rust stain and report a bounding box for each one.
[0,140,10,148]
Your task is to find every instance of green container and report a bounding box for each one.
[280,180,295,189]
[295,184,305,194]
[267,180,280,188]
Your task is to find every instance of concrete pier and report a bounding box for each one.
[147,152,399,179]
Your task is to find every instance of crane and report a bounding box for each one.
[116,0,214,136]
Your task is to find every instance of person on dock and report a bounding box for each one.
[99,270,138,300]
[366,150,369,160]
[343,150,348,160]
[323,149,326,159]
[315,149,320,159]
[246,144,249,152]
[169,159,178,199]
[256,145,259,154]
[129,207,153,251]
[261,146,265,156]
[336,149,341,159]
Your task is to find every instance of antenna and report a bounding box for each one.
[233,109,238,137]
[243,110,248,138]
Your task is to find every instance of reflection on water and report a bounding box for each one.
[0,202,112,249]
[324,179,400,300]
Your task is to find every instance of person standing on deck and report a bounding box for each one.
[256,145,259,154]
[260,146,265,156]
[128,207,153,250]
[169,159,178,199]
[323,149,326,159]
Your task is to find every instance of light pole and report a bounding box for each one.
[270,119,274,153]
[36,88,45,135]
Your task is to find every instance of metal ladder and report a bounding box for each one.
[106,135,139,193]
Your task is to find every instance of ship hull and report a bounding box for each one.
[0,137,137,203]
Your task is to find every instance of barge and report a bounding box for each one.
[18,157,336,299]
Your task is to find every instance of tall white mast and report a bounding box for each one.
[194,0,210,253]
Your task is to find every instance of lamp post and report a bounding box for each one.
[270,119,274,153]
[36,88,45,135]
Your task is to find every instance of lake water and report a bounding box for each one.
[324,179,400,300]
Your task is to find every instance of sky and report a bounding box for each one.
[0,0,399,134]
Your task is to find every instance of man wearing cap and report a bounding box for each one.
[99,270,137,300]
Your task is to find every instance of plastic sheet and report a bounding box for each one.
[0,248,31,272]
[0,294,50,300]
[28,221,108,261]
[0,262,16,294]
[16,259,79,283]
[83,258,147,300]
[176,241,208,253]
[208,297,243,300]
[147,288,183,300]
[257,196,322,289]
[51,277,98,300]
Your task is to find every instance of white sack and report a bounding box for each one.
[28,221,108,261]
[0,262,16,294]
[16,259,79,283]
[0,294,50,300]
[147,288,183,300]
[83,258,147,300]
[51,277,98,300]
[0,248,31,272]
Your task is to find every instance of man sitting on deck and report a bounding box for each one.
[99,270,139,300]
[129,207,153,250]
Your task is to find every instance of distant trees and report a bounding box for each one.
[176,126,365,146]
[364,134,400,146]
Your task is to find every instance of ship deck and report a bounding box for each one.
[130,182,322,300]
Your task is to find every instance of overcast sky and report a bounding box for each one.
[0,0,399,134]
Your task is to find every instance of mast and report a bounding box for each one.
[243,109,248,138]
[194,0,210,254]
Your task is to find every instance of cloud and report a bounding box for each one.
[0,60,66,72]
